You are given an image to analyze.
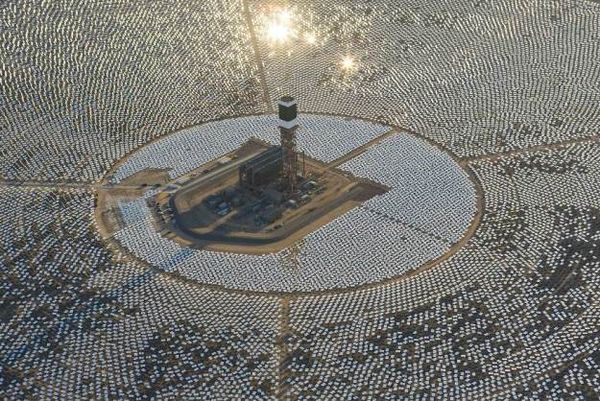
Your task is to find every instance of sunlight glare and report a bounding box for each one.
[267,22,291,43]
[304,32,317,45]
[265,8,295,44]
[341,56,356,71]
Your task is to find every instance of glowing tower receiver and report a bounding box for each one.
[278,96,300,192]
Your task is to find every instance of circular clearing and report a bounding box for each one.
[98,114,479,293]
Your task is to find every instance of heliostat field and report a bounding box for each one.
[1,1,599,400]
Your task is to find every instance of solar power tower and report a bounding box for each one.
[278,96,300,192]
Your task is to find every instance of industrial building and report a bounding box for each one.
[238,146,282,188]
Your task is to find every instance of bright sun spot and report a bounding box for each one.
[304,32,317,45]
[267,22,291,43]
[341,56,356,71]
[265,8,294,44]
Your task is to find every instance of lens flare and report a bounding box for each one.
[341,56,356,71]
[267,22,291,43]
[265,8,295,44]
[304,32,317,45]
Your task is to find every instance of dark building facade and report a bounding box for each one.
[238,146,282,189]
